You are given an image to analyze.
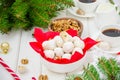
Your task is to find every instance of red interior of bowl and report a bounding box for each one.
[30,28,98,64]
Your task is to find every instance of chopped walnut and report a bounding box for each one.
[50,18,82,36]
[76,9,85,15]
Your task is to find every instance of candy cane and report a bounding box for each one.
[32,77,36,80]
[0,58,20,80]
[117,52,120,55]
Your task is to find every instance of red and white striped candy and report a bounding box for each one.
[0,58,20,80]
[32,77,36,80]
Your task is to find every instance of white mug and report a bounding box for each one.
[73,0,99,13]
[99,24,120,48]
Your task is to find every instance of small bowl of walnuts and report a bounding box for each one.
[48,18,83,37]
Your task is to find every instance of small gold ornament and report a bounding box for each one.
[0,42,10,54]
[21,58,29,65]
[44,75,48,80]
[38,74,48,80]
[39,75,44,80]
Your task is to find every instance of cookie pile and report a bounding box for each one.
[42,31,85,60]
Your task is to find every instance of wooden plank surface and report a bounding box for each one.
[0,0,120,79]
[0,30,22,80]
[16,30,41,80]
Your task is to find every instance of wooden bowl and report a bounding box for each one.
[48,18,83,37]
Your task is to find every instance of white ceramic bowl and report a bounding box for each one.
[30,28,96,73]
[40,52,92,73]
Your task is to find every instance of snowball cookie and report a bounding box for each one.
[72,36,80,41]
[62,42,74,53]
[62,53,72,59]
[48,39,56,50]
[42,41,49,50]
[73,37,85,49]
[98,41,111,50]
[54,36,64,47]
[44,50,55,59]
[54,47,64,57]
[72,47,83,55]
[42,39,56,50]
[60,31,73,42]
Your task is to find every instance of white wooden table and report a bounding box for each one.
[0,0,120,80]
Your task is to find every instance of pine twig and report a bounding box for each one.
[83,64,100,80]
[66,57,120,80]
[0,0,73,33]
[98,57,120,80]
[109,0,115,5]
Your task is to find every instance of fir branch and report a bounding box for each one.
[13,19,31,30]
[0,0,15,8]
[0,0,73,33]
[109,0,115,5]
[32,9,50,23]
[108,59,116,75]
[98,58,111,78]
[0,9,12,33]
[98,57,120,80]
[28,0,73,27]
[115,71,120,80]
[83,65,100,80]
[109,0,120,16]
[30,8,50,27]
[11,0,29,19]
[10,0,32,30]
[55,0,74,6]
[66,57,120,80]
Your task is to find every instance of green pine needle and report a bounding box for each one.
[11,0,29,19]
[109,0,115,5]
[29,0,73,27]
[115,71,120,80]
[0,0,73,33]
[98,57,120,80]
[83,64,100,80]
[0,9,12,33]
[66,57,120,80]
